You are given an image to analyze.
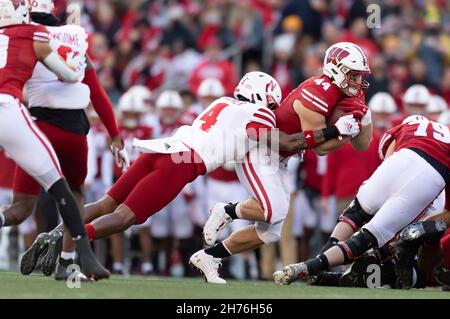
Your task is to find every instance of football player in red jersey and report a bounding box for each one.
[0,0,108,280]
[25,72,362,280]
[195,42,372,283]
[274,115,449,286]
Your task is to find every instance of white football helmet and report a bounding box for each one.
[233,71,282,110]
[156,90,183,110]
[402,114,429,125]
[197,78,224,98]
[323,42,371,97]
[0,0,30,27]
[402,84,430,105]
[368,92,397,114]
[30,0,54,13]
[118,88,150,113]
[426,95,448,114]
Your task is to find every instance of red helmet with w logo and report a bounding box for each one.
[323,42,371,97]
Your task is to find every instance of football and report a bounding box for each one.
[326,106,349,127]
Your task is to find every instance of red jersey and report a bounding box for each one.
[208,167,239,182]
[275,75,342,157]
[300,150,322,191]
[379,117,450,170]
[0,24,50,101]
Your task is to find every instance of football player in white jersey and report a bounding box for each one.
[25,71,362,276]
[16,0,127,280]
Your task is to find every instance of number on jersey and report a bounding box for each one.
[314,78,331,91]
[409,117,450,143]
[199,103,228,132]
[0,34,9,69]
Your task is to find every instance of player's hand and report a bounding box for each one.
[109,136,130,172]
[334,114,361,138]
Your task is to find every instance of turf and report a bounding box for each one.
[0,272,449,299]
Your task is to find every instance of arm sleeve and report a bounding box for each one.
[83,68,120,138]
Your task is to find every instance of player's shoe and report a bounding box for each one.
[392,220,447,289]
[41,230,63,276]
[20,232,50,275]
[434,266,450,291]
[308,272,342,287]
[189,250,226,284]
[54,258,89,282]
[203,203,233,247]
[273,262,308,285]
[76,236,110,281]
[339,253,379,287]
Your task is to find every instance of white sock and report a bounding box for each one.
[141,262,153,273]
[0,210,5,227]
[61,251,75,260]
[235,202,243,219]
[113,262,123,271]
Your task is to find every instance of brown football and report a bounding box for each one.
[326,107,349,127]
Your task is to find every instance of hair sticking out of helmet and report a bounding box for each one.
[323,42,371,97]
[233,71,282,110]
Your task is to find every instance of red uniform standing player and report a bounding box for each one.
[196,42,371,283]
[275,115,449,287]
[0,0,108,280]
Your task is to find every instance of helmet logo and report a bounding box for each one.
[266,80,276,93]
[327,47,350,65]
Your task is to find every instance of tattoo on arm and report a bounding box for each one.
[279,130,326,152]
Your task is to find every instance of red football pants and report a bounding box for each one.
[107,151,206,224]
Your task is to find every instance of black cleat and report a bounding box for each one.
[76,236,110,281]
[339,254,379,288]
[41,230,63,276]
[308,272,342,287]
[20,232,49,275]
[392,220,447,289]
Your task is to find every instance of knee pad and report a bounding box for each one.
[338,198,373,232]
[255,221,282,244]
[337,228,378,263]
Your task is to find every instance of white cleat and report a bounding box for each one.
[203,202,233,247]
[189,250,226,284]
[273,262,308,285]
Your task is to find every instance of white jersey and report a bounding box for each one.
[26,24,90,110]
[173,97,276,173]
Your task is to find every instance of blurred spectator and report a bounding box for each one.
[189,37,237,96]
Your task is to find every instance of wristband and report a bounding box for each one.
[304,130,317,148]
[322,126,340,140]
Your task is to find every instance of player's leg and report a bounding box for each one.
[319,153,404,254]
[0,101,108,280]
[192,149,290,283]
[274,149,446,285]
[85,152,206,240]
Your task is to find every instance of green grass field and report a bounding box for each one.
[0,272,449,299]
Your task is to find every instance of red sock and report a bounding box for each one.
[85,224,96,241]
[440,233,450,268]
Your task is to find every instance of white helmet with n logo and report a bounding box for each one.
[0,0,30,26]
[234,71,282,110]
[30,0,54,13]
[323,42,371,97]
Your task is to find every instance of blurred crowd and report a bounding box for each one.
[0,0,450,280]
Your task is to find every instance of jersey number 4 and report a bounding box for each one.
[0,35,9,69]
[199,102,228,132]
[410,118,450,143]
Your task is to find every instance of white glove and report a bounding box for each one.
[110,145,130,172]
[334,114,361,138]
[361,109,372,125]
